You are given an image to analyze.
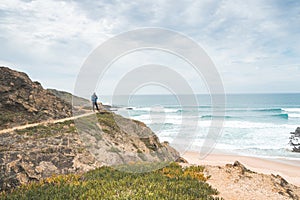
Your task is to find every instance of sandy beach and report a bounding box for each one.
[181,151,300,199]
[183,151,300,186]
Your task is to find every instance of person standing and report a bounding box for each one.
[91,92,99,111]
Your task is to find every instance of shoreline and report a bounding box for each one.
[182,151,300,186]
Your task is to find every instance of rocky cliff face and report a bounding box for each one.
[78,112,179,169]
[0,120,100,191]
[0,67,72,130]
[0,67,180,191]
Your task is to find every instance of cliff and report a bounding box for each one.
[0,112,179,191]
[0,67,179,191]
[0,67,72,130]
[47,88,89,106]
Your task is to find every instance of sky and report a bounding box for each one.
[0,0,300,95]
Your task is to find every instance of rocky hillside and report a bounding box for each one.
[0,112,179,191]
[78,112,179,170]
[0,67,180,191]
[0,67,72,130]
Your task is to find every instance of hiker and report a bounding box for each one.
[91,92,99,111]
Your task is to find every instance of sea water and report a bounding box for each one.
[101,93,300,160]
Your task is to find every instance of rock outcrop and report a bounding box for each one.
[290,127,300,152]
[78,112,180,169]
[0,67,72,130]
[0,120,100,191]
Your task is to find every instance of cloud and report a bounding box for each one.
[0,0,299,93]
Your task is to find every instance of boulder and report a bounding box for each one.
[289,127,300,152]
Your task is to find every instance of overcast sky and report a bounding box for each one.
[0,0,299,95]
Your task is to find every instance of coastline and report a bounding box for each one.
[182,151,300,186]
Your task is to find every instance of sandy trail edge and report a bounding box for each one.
[182,151,300,186]
[0,112,94,134]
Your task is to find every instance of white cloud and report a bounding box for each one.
[0,0,299,93]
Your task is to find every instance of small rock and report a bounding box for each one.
[16,173,28,184]
[63,125,69,129]
[36,161,59,177]
[233,161,249,174]
[175,157,188,163]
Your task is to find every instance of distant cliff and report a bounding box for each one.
[47,88,89,106]
[0,67,72,130]
[47,88,112,111]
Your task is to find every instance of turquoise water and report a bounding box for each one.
[101,94,300,159]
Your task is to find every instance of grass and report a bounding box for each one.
[0,163,222,200]
[96,112,120,133]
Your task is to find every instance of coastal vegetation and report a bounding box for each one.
[0,162,221,199]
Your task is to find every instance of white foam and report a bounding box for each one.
[282,108,300,113]
[289,113,300,118]
[134,107,151,112]
[102,102,112,106]
[133,113,297,130]
[132,114,182,125]
[164,108,180,113]
[134,107,180,113]
[226,121,296,129]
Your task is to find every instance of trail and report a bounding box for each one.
[0,112,94,134]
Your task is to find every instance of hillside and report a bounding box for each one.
[0,67,72,130]
[0,112,180,191]
[0,67,180,192]
[47,88,89,107]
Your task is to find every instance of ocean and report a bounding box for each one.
[101,93,300,160]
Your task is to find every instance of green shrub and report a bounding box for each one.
[0,163,222,200]
[96,112,120,132]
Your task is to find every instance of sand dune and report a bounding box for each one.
[182,151,300,199]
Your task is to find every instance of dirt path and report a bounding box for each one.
[0,112,94,134]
